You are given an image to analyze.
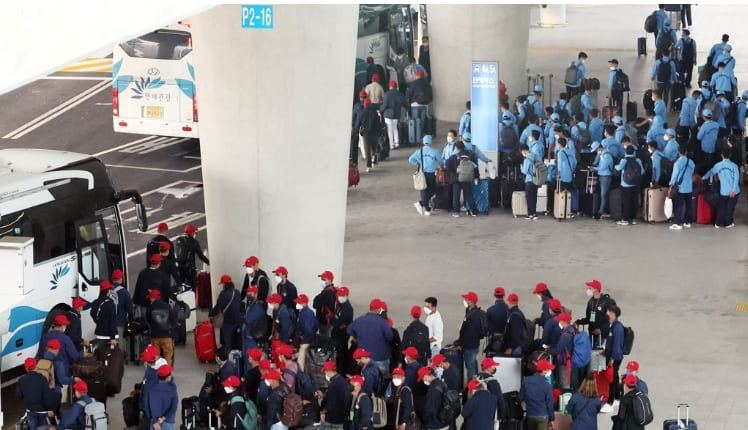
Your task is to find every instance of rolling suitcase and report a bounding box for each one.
[537,184,548,214]
[181,396,202,430]
[194,321,217,362]
[672,82,686,112]
[609,188,623,220]
[591,370,609,403]
[626,94,637,122]
[643,187,668,222]
[195,271,212,309]
[637,36,647,56]
[468,179,490,214]
[228,349,244,378]
[554,412,572,430]
[126,319,150,365]
[397,120,408,146]
[407,119,416,144]
[83,376,108,404]
[663,403,698,430]
[696,194,714,224]
[94,345,125,396]
[348,163,360,188]
[554,188,571,220]
[122,396,141,427]
[580,192,599,217]
[511,191,528,217]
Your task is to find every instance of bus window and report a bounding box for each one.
[76,218,110,283]
[119,30,192,60]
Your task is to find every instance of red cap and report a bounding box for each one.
[258,359,273,370]
[533,282,548,294]
[431,354,446,366]
[157,222,169,231]
[391,368,405,377]
[402,347,419,359]
[318,270,334,281]
[219,274,232,284]
[246,286,259,294]
[359,90,367,98]
[244,256,259,267]
[143,345,160,357]
[100,280,113,291]
[536,359,555,371]
[363,98,372,107]
[626,361,640,372]
[277,344,294,357]
[24,357,37,370]
[348,375,365,386]
[467,379,481,392]
[184,225,198,235]
[366,56,374,62]
[150,254,162,264]
[353,348,371,359]
[372,73,380,82]
[294,294,309,305]
[624,374,638,387]
[548,299,562,313]
[388,80,397,88]
[159,241,170,250]
[266,293,282,304]
[111,269,124,280]
[47,339,62,350]
[272,266,288,276]
[481,357,498,370]
[321,361,337,372]
[461,291,479,304]
[381,301,388,311]
[507,294,519,304]
[72,297,87,309]
[494,287,506,296]
[140,349,157,362]
[416,69,425,78]
[410,305,421,318]
[54,314,71,326]
[585,280,602,291]
[554,312,572,323]
[369,299,384,311]
[262,369,281,381]
[73,380,88,393]
[417,366,432,382]
[336,286,350,297]
[222,375,241,388]
[157,365,173,377]
[247,348,262,361]
[147,289,162,300]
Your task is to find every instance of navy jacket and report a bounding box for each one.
[133,267,171,306]
[263,384,289,430]
[243,366,261,403]
[91,295,118,339]
[576,294,614,339]
[458,307,483,350]
[36,330,82,368]
[461,390,497,429]
[549,326,575,364]
[210,286,242,326]
[113,285,133,327]
[404,360,420,389]
[348,313,393,361]
[58,395,92,429]
[146,380,179,424]
[352,393,373,430]
[442,365,460,391]
[223,396,249,430]
[242,270,270,303]
[504,307,527,351]
[541,317,561,348]
[243,299,265,343]
[424,378,447,429]
[381,89,406,119]
[605,319,625,361]
[45,350,72,388]
[402,319,430,360]
[331,300,354,340]
[65,311,84,351]
[140,365,159,415]
[394,385,414,425]
[567,392,601,430]
[275,304,296,344]
[219,360,237,382]
[313,285,338,326]
[537,299,552,326]
[276,280,298,309]
[361,362,381,396]
[520,374,554,420]
[323,374,352,425]
[16,371,59,413]
[297,306,318,344]
[487,299,509,335]
[478,371,505,419]
[158,257,180,287]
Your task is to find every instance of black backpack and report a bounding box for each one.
[644,11,658,33]
[282,365,318,398]
[577,126,591,149]
[657,60,672,83]
[465,112,471,133]
[657,30,674,54]
[146,238,161,261]
[632,391,654,425]
[174,235,190,264]
[613,70,630,92]
[500,125,519,152]
[402,323,431,360]
[622,325,635,355]
[622,158,642,185]
[555,101,570,123]
[476,308,489,338]
[437,384,462,424]
[523,99,539,124]
[251,314,273,342]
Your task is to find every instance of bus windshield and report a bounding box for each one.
[118,29,192,60]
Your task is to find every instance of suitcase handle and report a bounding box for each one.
[677,403,689,426]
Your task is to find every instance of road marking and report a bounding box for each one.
[93,135,160,157]
[106,164,201,173]
[3,79,111,139]
[184,155,201,160]
[736,303,748,311]
[41,76,112,81]
[126,223,206,259]
[117,180,203,216]
[132,211,206,235]
[119,136,190,155]
[59,57,113,73]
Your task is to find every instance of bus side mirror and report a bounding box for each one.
[117,189,149,232]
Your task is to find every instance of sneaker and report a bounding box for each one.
[394,144,400,149]
[630,219,637,225]
[669,224,683,230]
[366,167,371,173]
[424,210,431,216]
[469,212,477,217]
[715,224,721,229]
[601,213,611,219]
[531,215,539,220]
[600,404,614,413]
[452,213,460,218]
[617,220,630,226]
[726,223,735,228]
[683,223,692,228]
[414,202,425,216]
[524,216,534,220]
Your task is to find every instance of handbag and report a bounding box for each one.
[436,167,449,184]
[664,196,673,219]
[209,289,235,329]
[413,148,427,190]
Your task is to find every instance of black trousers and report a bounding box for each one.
[621,186,639,221]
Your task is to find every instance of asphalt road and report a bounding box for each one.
[0,70,208,428]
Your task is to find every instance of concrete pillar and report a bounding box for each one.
[428,5,531,122]
[190,5,358,302]
[538,4,568,27]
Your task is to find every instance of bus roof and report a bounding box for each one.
[0,148,94,174]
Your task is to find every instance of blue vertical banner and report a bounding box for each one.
[471,61,499,163]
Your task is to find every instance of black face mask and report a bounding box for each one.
[349,385,356,393]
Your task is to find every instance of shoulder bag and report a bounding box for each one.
[413,148,427,190]
[210,289,235,329]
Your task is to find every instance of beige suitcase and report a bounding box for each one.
[643,187,668,222]
[554,190,571,220]
[511,191,528,217]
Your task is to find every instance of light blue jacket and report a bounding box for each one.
[589,118,604,142]
[702,159,741,196]
[581,93,593,120]
[715,97,730,128]
[408,145,444,173]
[556,148,576,183]
[515,103,527,122]
[650,150,663,183]
[710,69,737,93]
[669,156,695,194]
[459,111,471,137]
[601,136,624,160]
[708,42,731,63]
[614,155,645,188]
[652,57,677,84]
[679,97,698,127]
[614,125,625,144]
[567,59,586,87]
[465,141,490,163]
[655,9,667,33]
[608,68,619,91]
[646,125,667,150]
[593,149,614,176]
[663,138,678,161]
[520,123,545,146]
[520,152,539,183]
[737,100,747,129]
[571,123,588,143]
[653,99,667,124]
[530,140,545,162]
[697,121,719,153]
[442,140,458,163]
[527,95,545,119]
[714,54,736,76]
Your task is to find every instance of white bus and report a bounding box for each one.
[112,24,198,138]
[0,149,147,378]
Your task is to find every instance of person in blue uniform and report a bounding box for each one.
[461,379,497,429]
[520,359,555,430]
[566,377,602,430]
[702,147,741,228]
[320,361,350,428]
[58,380,95,430]
[478,358,505,420]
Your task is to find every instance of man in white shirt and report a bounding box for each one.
[423,296,443,358]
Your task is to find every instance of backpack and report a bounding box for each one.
[403,64,418,84]
[371,395,388,429]
[657,30,674,54]
[569,94,582,116]
[571,330,592,369]
[622,158,642,186]
[437,386,462,424]
[457,157,474,182]
[231,395,258,430]
[725,100,743,127]
[500,125,519,152]
[174,235,190,263]
[470,307,489,339]
[577,127,591,150]
[34,358,56,389]
[250,313,272,342]
[644,11,658,33]
[555,101,570,123]
[622,325,635,355]
[521,317,535,350]
[613,70,630,92]
[415,84,433,105]
[532,162,548,186]
[564,63,579,86]
[279,386,304,427]
[657,60,672,83]
[78,399,107,430]
[632,391,654,426]
[402,324,431,360]
[175,300,191,321]
[523,99,539,124]
[659,157,675,186]
[282,365,318,398]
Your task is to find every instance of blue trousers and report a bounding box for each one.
[463,348,478,380]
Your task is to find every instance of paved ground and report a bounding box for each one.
[3,4,748,430]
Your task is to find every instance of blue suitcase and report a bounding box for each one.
[663,403,698,430]
[468,179,490,214]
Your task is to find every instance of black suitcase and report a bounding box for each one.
[122,396,141,427]
[173,319,187,346]
[609,188,623,220]
[180,396,202,430]
[431,184,452,211]
[672,82,686,112]
[626,92,637,122]
[127,331,150,365]
[637,36,647,56]
[489,177,501,207]
[440,346,464,391]
[397,121,408,146]
[95,345,125,396]
[580,192,599,217]
[83,377,108,404]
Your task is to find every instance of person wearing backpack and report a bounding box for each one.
[58,380,94,430]
[655,19,676,60]
[400,307,430,365]
[90,280,119,350]
[652,54,677,108]
[601,305,625,413]
[668,145,696,230]
[444,140,478,218]
[676,29,697,89]
[607,59,626,109]
[528,85,545,120]
[17,357,59,430]
[547,312,575,391]
[456,291,484,380]
[612,375,650,430]
[175,224,209,287]
[405,69,432,145]
[147,289,176,366]
[614,146,645,225]
[697,109,720,168]
[133,254,172,317]
[519,144,541,220]
[145,222,172,266]
[565,52,588,97]
[430,353,459,392]
[39,339,71,403]
[418,367,448,430]
[210,276,242,351]
[347,375,373,430]
[702,146,741,228]
[156,241,180,287]
[478,358,506,420]
[503,294,527,357]
[221,376,257,430]
[461,379,497,429]
[566,377,602,430]
[260,370,289,430]
[520,359,555,430]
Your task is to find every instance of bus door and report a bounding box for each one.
[75,217,112,305]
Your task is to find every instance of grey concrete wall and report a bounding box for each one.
[190,5,358,301]
[428,5,532,122]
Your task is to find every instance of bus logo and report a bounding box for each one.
[368,39,381,54]
[50,264,71,290]
[130,76,165,100]
[147,67,160,76]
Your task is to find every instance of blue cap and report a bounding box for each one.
[701,81,710,87]
[533,85,543,93]
[422,135,433,145]
[462,132,471,142]
[717,91,725,96]
[502,112,512,120]
[590,141,601,151]
[702,109,713,118]
[665,128,676,136]
[550,113,560,122]
[612,115,623,125]
[741,90,748,99]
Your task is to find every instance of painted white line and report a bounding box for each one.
[184,155,201,160]
[40,76,112,81]
[93,135,159,157]
[106,164,193,173]
[183,165,203,173]
[120,137,190,155]
[131,211,206,235]
[95,102,113,106]
[126,224,206,259]
[4,79,111,139]
[117,180,203,216]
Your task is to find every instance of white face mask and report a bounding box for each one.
[586,289,594,297]
[224,387,234,394]
[423,379,431,386]
[274,275,282,283]
[392,378,403,387]
[246,267,254,275]
[266,306,275,316]
[325,374,332,382]
[264,380,271,387]
[558,322,564,330]
[337,297,348,304]
[423,306,432,315]
[447,138,455,143]
[537,295,543,301]
[320,280,326,288]
[462,300,468,308]
[610,66,616,71]
[295,304,303,311]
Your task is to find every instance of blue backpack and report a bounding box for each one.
[571,330,592,369]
